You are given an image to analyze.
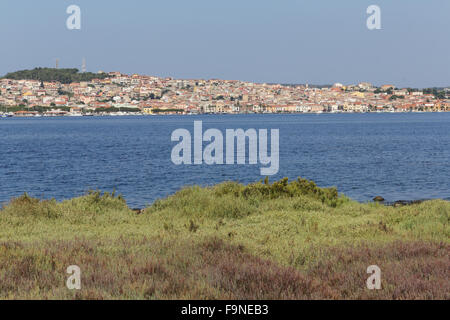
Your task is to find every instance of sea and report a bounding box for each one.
[1,113,449,207]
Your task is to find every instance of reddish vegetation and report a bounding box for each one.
[0,238,448,299]
[306,241,449,299]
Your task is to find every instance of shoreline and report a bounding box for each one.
[0,111,450,119]
[2,110,450,118]
[1,190,448,212]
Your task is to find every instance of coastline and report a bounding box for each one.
[1,193,448,213]
[1,110,449,118]
[2,184,449,212]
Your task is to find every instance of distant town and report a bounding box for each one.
[1,68,449,117]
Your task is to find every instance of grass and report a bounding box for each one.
[0,178,448,299]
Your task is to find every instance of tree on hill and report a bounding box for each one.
[2,67,108,84]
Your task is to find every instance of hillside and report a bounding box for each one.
[0,177,448,299]
[2,67,108,84]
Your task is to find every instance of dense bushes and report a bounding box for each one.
[1,190,129,219]
[241,177,346,207]
[149,177,349,218]
[3,68,107,84]
[1,193,61,219]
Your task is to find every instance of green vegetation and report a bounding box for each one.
[389,95,405,100]
[0,178,448,299]
[151,108,184,113]
[423,88,448,100]
[143,93,160,100]
[0,105,141,114]
[0,105,71,113]
[2,68,107,84]
[57,90,74,98]
[92,107,140,113]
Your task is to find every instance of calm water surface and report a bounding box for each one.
[1,113,449,207]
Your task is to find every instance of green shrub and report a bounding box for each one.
[147,177,350,219]
[225,177,348,207]
[2,193,60,219]
[148,186,257,218]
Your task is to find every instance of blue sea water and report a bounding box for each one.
[1,113,449,207]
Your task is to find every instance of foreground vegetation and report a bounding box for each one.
[0,178,448,299]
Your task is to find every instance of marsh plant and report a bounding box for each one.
[0,177,448,299]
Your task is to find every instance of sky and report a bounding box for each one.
[0,0,449,88]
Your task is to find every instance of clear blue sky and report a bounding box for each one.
[0,0,449,88]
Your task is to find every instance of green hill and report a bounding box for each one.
[2,67,108,84]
